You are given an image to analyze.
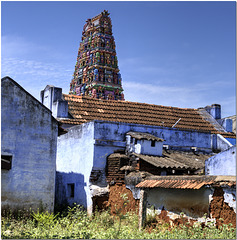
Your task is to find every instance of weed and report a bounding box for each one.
[31,210,58,227]
[1,208,236,239]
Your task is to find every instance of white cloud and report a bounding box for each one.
[1,57,72,99]
[1,35,47,59]
[1,35,73,99]
[123,80,236,117]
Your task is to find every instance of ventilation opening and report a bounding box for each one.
[120,158,129,168]
[67,183,75,198]
[1,155,12,170]
[151,140,156,147]
[92,193,109,212]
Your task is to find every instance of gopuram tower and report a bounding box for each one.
[70,10,124,100]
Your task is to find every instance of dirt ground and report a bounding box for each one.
[106,184,139,215]
[158,210,196,227]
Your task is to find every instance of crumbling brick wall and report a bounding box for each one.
[105,153,139,214]
[107,184,139,215]
[106,153,129,185]
[209,187,236,228]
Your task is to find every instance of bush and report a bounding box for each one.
[31,210,58,227]
[1,207,236,239]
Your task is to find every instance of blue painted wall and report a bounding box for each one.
[205,145,236,175]
[55,172,87,207]
[93,120,211,150]
[56,122,94,213]
[57,119,213,213]
[1,77,58,212]
[226,138,236,145]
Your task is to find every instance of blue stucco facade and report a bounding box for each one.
[1,77,58,212]
[205,145,236,175]
[93,121,212,150]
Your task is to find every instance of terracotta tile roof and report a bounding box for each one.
[60,94,235,138]
[127,132,164,142]
[136,175,236,189]
[133,151,210,170]
[136,179,212,189]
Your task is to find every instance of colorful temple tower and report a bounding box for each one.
[70,10,124,100]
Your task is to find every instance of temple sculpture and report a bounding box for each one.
[70,10,124,100]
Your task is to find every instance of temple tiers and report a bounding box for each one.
[70,10,124,100]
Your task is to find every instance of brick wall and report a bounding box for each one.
[106,154,129,185]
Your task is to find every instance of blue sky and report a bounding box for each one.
[1,1,236,117]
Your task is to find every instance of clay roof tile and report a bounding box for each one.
[61,94,235,138]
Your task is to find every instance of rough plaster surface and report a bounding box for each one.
[56,122,94,212]
[1,78,58,212]
[145,188,212,218]
[223,188,236,212]
[205,145,236,175]
[94,120,212,150]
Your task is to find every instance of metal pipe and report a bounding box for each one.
[172,118,181,128]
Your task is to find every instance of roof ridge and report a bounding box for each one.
[61,94,236,138]
[2,76,57,120]
[63,94,197,111]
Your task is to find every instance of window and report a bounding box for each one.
[67,183,75,198]
[151,140,156,147]
[1,155,12,170]
[135,139,138,144]
[120,158,129,168]
[161,171,167,176]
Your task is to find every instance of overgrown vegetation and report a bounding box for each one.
[1,205,236,239]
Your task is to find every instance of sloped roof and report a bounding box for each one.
[136,175,236,189]
[127,132,164,142]
[60,94,235,139]
[1,77,56,118]
[133,151,210,170]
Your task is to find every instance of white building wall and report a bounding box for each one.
[140,139,163,156]
[56,122,95,214]
[217,134,233,151]
[205,145,236,175]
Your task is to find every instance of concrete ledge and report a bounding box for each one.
[94,139,126,147]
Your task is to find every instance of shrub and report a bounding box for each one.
[1,208,236,239]
[31,210,58,227]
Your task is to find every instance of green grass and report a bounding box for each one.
[1,205,236,239]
